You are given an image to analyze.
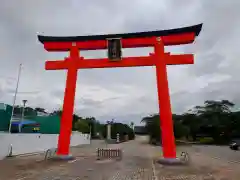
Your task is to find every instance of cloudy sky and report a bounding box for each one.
[0,0,239,125]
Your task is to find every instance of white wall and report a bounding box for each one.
[0,132,90,160]
[0,134,10,160]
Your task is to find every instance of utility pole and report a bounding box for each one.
[89,124,92,144]
[9,63,22,133]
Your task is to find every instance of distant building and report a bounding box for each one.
[0,103,60,134]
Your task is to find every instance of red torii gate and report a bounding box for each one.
[38,24,202,160]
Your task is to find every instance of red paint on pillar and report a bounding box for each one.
[154,39,176,158]
[56,45,79,156]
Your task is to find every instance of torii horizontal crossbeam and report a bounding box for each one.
[45,54,194,70]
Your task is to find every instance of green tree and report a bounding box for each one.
[195,100,235,143]
[173,116,190,139]
[130,121,134,129]
[180,112,201,141]
[141,114,161,143]
[50,109,62,116]
[74,120,89,133]
[35,107,46,113]
[229,111,240,138]
[85,117,97,136]
[72,113,80,131]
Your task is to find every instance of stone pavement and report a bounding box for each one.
[1,138,240,179]
[191,145,240,164]
[152,145,240,180]
[0,140,154,180]
[0,141,107,180]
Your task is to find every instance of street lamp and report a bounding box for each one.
[21,100,27,122]
[19,100,27,133]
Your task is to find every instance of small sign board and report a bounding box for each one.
[107,38,122,61]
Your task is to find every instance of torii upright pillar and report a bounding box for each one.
[38,23,202,161]
[155,38,176,158]
[56,44,79,158]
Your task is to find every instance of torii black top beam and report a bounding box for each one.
[38,24,202,43]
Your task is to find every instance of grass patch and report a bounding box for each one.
[198,137,214,144]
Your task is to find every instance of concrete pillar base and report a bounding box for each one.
[51,154,75,161]
[156,158,184,165]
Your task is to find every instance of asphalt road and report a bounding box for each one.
[192,145,240,163]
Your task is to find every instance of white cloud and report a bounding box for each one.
[0,0,239,124]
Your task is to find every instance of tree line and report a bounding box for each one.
[12,106,135,140]
[52,110,135,141]
[142,100,240,144]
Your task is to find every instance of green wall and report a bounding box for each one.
[33,115,60,134]
[0,105,12,131]
[0,104,61,134]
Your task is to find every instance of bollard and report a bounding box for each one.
[116,133,120,143]
[45,149,51,160]
[180,151,190,164]
[7,144,13,157]
[97,148,100,160]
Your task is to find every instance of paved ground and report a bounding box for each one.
[1,138,240,179]
[0,141,107,180]
[153,145,240,180]
[191,145,240,163]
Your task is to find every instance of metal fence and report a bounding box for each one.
[44,148,57,160]
[96,148,122,160]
